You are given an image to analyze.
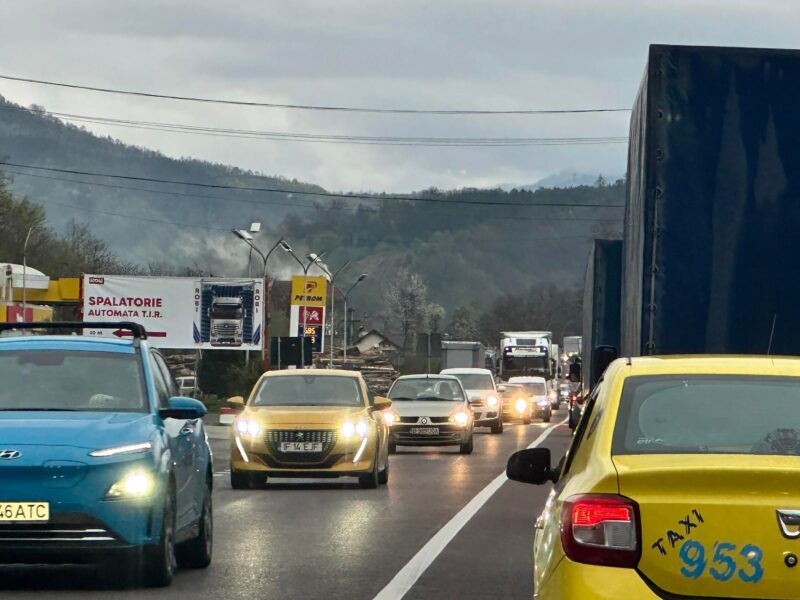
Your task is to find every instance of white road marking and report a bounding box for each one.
[373,418,567,600]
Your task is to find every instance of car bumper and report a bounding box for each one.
[471,408,500,425]
[231,431,378,475]
[538,558,658,599]
[389,424,470,446]
[0,502,162,566]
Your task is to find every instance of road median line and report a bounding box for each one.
[373,418,567,600]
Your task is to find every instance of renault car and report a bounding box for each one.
[384,374,474,454]
[507,356,800,599]
[229,370,392,489]
[0,322,213,587]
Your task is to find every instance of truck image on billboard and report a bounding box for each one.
[195,281,261,348]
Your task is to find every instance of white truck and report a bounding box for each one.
[440,341,486,370]
[498,331,554,382]
[209,296,246,346]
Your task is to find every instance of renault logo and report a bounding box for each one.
[0,450,21,460]
[777,509,800,539]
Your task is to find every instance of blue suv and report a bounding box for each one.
[0,322,213,587]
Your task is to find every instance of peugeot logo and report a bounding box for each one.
[0,450,21,460]
[295,432,305,441]
[420,417,428,425]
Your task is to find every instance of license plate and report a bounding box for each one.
[0,502,49,522]
[410,427,439,435]
[279,442,323,452]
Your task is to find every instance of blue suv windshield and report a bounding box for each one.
[0,350,147,412]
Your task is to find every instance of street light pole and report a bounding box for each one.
[342,273,368,363]
[308,256,351,368]
[232,230,288,372]
[22,225,37,322]
[285,249,325,368]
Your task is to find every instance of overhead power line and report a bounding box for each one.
[2,167,621,224]
[0,161,625,208]
[0,74,632,116]
[0,105,627,147]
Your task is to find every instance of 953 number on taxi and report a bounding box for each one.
[0,502,50,523]
[680,540,764,584]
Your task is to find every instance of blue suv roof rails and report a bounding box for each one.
[0,321,149,341]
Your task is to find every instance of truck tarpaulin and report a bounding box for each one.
[582,239,622,387]
[623,44,800,356]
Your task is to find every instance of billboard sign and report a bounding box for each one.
[290,276,328,307]
[82,275,263,350]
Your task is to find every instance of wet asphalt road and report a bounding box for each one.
[0,411,572,599]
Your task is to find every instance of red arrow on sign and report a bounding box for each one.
[113,329,167,338]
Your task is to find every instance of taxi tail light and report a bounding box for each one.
[561,494,641,568]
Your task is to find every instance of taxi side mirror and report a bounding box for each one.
[227,396,245,405]
[506,448,559,485]
[372,396,392,410]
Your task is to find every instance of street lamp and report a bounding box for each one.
[342,273,368,362]
[231,230,288,371]
[284,248,326,368]
[22,225,38,321]
[308,256,352,368]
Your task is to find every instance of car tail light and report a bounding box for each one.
[561,494,641,568]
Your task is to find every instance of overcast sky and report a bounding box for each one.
[1,0,798,192]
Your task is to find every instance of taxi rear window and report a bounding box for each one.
[612,375,800,456]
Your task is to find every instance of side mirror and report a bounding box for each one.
[506,448,559,485]
[568,362,582,383]
[372,396,392,410]
[227,396,245,405]
[160,396,207,420]
[591,345,619,387]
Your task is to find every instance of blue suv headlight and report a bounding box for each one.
[106,469,156,499]
[90,441,152,458]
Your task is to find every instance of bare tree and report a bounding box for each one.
[384,267,431,352]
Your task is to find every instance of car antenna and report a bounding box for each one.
[767,314,777,356]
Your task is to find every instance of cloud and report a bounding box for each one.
[1,0,798,191]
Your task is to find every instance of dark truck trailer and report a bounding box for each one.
[623,44,800,356]
[582,239,622,389]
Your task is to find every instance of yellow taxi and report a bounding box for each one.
[507,356,800,599]
[228,370,392,489]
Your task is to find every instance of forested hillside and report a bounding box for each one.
[0,96,624,343]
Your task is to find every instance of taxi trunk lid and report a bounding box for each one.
[614,454,800,599]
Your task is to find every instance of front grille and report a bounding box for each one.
[0,525,116,543]
[212,323,239,335]
[397,416,450,424]
[265,429,337,463]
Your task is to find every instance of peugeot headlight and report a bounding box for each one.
[486,395,499,408]
[449,409,470,427]
[90,441,152,458]
[236,417,262,438]
[342,419,368,439]
[107,469,155,499]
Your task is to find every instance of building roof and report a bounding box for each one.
[352,329,401,349]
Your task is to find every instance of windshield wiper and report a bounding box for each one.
[388,396,417,401]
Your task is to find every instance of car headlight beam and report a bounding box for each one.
[486,395,499,408]
[107,469,155,499]
[515,398,528,414]
[235,417,262,438]
[342,419,369,440]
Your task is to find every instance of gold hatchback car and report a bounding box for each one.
[228,370,392,489]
